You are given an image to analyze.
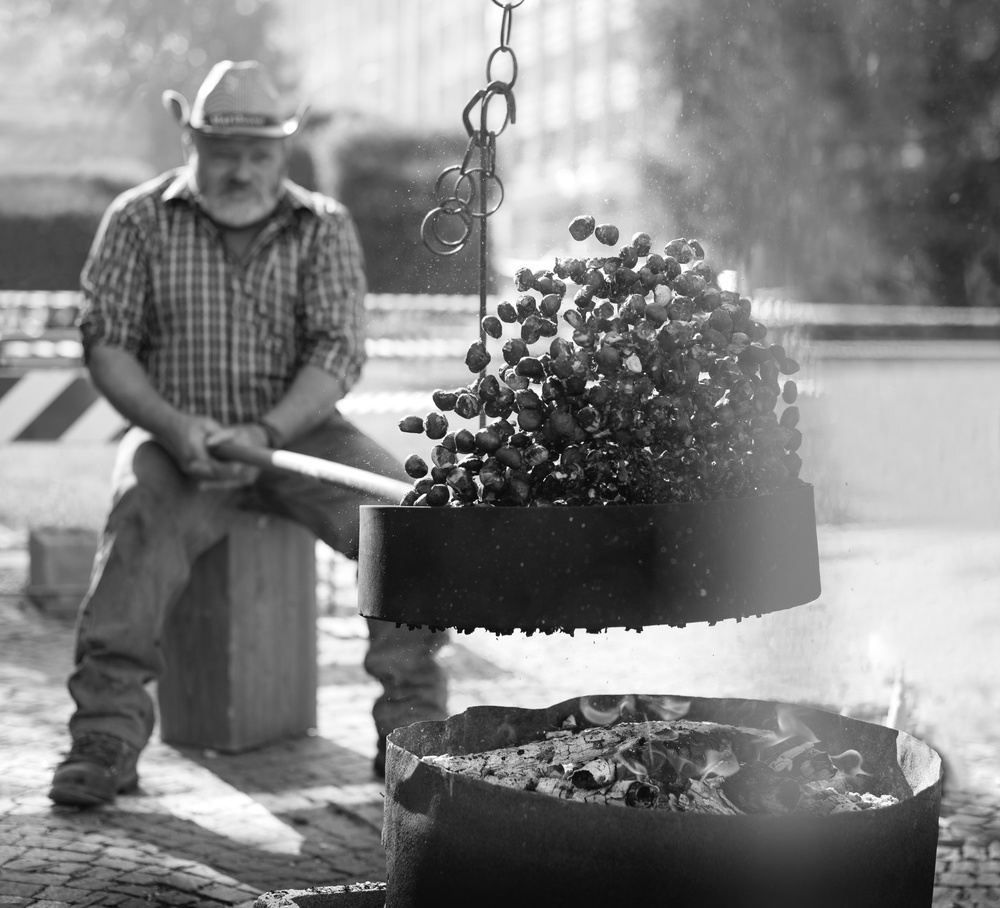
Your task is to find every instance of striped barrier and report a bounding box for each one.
[0,369,121,443]
[0,336,476,365]
[0,291,487,367]
[0,292,483,442]
[0,368,439,444]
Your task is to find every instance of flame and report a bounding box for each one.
[700,747,742,781]
[612,743,651,779]
[661,749,700,779]
[640,743,669,774]
[578,695,690,726]
[579,695,636,725]
[637,696,691,721]
[748,705,823,763]
[776,706,820,744]
[830,749,871,779]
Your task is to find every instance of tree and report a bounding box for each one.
[0,0,305,288]
[2,0,292,173]
[643,0,1000,305]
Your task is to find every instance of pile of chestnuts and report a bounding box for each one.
[397,216,804,508]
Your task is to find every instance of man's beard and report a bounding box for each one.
[198,183,280,228]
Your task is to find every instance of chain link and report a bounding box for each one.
[421,2,519,259]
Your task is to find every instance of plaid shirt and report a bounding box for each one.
[79,168,367,425]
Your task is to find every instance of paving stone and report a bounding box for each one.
[953,861,983,873]
[0,871,68,886]
[92,896,136,907]
[0,883,41,898]
[954,814,991,826]
[70,876,128,892]
[14,846,77,864]
[161,870,231,892]
[199,883,263,903]
[36,886,92,903]
[958,805,998,819]
[0,845,26,862]
[965,845,993,860]
[76,895,123,908]
[151,892,202,907]
[938,871,978,887]
[90,856,147,873]
[74,865,121,881]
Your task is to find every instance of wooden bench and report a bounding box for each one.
[157,511,318,754]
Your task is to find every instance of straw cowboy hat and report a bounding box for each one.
[162,60,308,138]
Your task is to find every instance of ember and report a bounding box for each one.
[422,716,899,816]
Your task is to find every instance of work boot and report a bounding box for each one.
[49,733,140,807]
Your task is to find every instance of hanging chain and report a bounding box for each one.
[421,1,522,424]
[420,0,520,262]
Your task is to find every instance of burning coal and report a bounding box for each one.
[422,702,899,816]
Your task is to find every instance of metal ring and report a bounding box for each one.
[465,85,513,140]
[438,193,472,216]
[428,206,472,247]
[498,3,514,48]
[421,206,473,256]
[486,46,518,91]
[462,88,487,138]
[462,171,504,219]
[433,165,475,206]
[479,84,514,136]
[490,0,524,8]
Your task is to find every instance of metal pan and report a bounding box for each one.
[358,482,821,632]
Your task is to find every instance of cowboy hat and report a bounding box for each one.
[162,60,308,138]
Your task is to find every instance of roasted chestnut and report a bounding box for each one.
[404,455,428,478]
[595,224,620,246]
[569,214,596,241]
[398,415,424,433]
[399,223,806,507]
[425,412,448,439]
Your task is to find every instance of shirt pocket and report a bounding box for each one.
[246,261,297,364]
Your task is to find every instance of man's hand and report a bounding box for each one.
[200,422,271,488]
[162,416,263,486]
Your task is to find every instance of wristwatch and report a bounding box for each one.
[256,417,285,450]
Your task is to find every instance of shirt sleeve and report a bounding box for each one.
[78,198,152,363]
[299,205,368,392]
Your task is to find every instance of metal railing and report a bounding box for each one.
[3,289,999,368]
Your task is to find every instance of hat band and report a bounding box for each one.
[202,113,280,128]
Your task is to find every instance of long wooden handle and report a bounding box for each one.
[211,440,411,503]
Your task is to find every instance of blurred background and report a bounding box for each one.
[3,0,1000,301]
[1,0,999,788]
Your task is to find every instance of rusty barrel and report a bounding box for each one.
[358,482,821,631]
[383,695,943,908]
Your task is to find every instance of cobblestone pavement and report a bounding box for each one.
[1,523,999,907]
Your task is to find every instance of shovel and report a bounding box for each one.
[210,440,411,503]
